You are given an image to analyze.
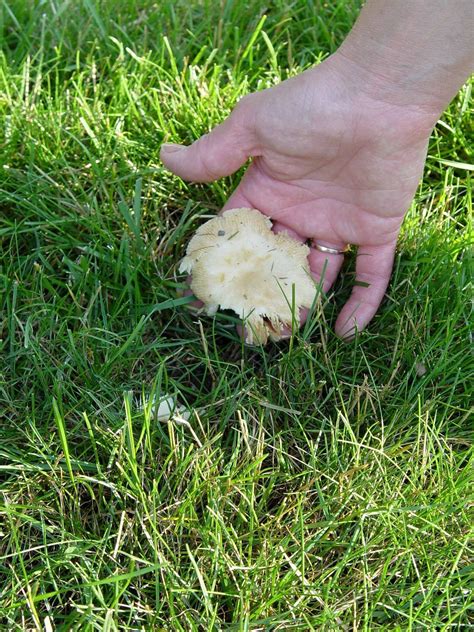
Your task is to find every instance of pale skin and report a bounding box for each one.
[161,0,473,338]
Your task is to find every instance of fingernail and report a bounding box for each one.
[161,142,183,153]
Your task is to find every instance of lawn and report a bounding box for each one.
[0,0,473,629]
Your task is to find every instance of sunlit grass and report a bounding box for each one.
[0,0,472,629]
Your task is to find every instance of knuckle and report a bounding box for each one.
[232,94,257,124]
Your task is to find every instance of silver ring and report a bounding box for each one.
[313,242,348,255]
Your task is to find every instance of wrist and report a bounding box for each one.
[329,0,473,120]
[327,47,444,123]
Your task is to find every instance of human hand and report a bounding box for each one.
[161,54,438,337]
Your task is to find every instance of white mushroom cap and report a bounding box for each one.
[179,208,316,344]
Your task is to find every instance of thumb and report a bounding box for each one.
[160,102,256,182]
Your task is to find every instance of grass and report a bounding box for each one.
[0,0,473,629]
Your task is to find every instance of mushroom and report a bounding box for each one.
[179,208,316,344]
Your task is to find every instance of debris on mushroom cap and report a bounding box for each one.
[179,208,316,345]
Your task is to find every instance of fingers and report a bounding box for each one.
[178,276,204,310]
[335,242,396,338]
[273,223,343,291]
[272,221,306,242]
[308,246,344,293]
[160,105,256,183]
[272,228,344,294]
[238,223,342,343]
[236,307,309,345]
